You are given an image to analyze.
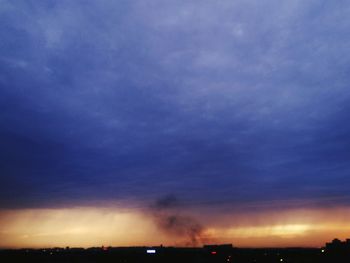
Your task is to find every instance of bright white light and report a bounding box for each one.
[146,249,156,254]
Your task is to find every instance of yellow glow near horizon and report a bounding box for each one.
[227,224,311,238]
[0,208,170,248]
[1,207,350,248]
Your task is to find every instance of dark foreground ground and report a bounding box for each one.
[0,246,346,263]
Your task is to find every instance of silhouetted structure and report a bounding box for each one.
[203,244,233,250]
[1,240,350,263]
[322,238,350,262]
[325,238,350,250]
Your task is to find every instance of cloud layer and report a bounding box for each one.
[1,0,350,212]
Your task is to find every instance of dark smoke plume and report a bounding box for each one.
[151,195,207,246]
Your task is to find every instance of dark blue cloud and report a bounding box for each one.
[1,0,350,209]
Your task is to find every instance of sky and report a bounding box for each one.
[1,0,350,248]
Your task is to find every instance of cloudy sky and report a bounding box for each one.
[1,0,350,248]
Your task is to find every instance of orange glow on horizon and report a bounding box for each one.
[1,206,350,248]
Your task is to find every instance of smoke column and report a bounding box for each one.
[151,195,208,246]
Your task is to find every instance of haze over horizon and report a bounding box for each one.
[1,0,350,248]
